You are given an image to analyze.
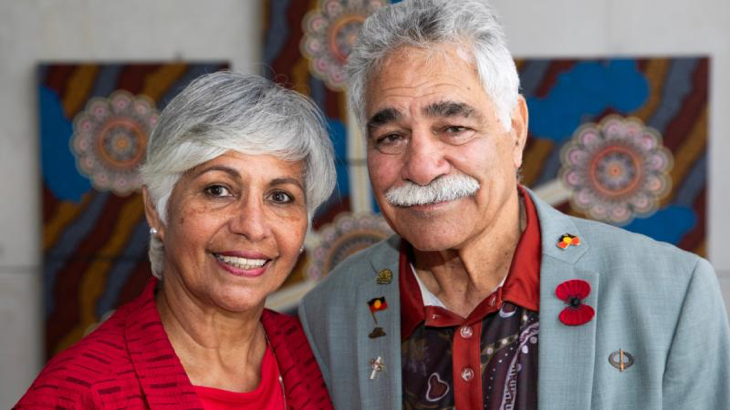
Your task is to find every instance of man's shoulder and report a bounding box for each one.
[573,215,699,261]
[564,214,708,287]
[306,234,400,295]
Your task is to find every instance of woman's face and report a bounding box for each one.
[149,151,308,313]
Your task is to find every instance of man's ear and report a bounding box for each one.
[510,95,529,169]
[142,186,165,242]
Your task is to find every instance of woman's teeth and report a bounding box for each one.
[215,254,267,270]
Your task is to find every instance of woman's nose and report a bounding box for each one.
[228,196,268,241]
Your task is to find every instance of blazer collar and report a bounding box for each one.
[528,189,599,409]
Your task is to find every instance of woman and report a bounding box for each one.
[16,71,336,409]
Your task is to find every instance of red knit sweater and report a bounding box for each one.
[15,279,332,409]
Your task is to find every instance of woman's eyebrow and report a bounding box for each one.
[270,177,304,191]
[192,165,240,180]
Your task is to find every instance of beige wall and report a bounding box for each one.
[0,0,262,405]
[1,0,728,406]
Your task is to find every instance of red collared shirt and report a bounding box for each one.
[400,187,542,409]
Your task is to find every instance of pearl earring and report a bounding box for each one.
[150,227,158,235]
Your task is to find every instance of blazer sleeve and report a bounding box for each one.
[662,257,730,409]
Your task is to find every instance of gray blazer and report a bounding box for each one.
[299,192,730,409]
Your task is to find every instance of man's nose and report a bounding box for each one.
[401,131,451,186]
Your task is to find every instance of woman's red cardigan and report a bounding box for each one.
[15,279,332,409]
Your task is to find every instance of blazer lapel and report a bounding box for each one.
[529,191,599,409]
[354,236,403,409]
[125,279,204,409]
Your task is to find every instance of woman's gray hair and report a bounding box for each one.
[141,71,336,277]
[347,0,519,131]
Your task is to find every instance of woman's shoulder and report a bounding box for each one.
[14,298,146,408]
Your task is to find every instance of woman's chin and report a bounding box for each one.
[212,290,268,313]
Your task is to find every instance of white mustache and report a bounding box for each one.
[384,174,480,207]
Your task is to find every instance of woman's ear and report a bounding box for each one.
[142,186,165,242]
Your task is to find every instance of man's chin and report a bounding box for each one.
[398,224,467,252]
[405,235,463,253]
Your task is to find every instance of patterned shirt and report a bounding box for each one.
[400,187,542,409]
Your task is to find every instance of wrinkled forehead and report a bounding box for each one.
[363,44,494,126]
[367,41,477,85]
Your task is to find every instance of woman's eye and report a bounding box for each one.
[269,191,294,204]
[205,185,232,197]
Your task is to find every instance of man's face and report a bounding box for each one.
[364,44,528,252]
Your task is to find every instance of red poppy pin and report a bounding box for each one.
[555,279,595,326]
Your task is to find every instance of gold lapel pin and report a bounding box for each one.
[608,349,635,372]
[376,269,393,284]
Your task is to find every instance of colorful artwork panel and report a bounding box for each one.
[519,58,708,254]
[40,62,229,358]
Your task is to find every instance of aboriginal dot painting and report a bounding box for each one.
[263,0,708,300]
[39,63,228,359]
[519,58,707,252]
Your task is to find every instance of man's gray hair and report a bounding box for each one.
[347,0,519,131]
[140,71,336,277]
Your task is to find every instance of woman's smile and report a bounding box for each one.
[213,251,271,277]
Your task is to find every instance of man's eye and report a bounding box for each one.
[269,191,294,204]
[205,185,232,197]
[444,126,467,134]
[374,134,408,154]
[440,125,475,144]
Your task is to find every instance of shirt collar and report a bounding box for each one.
[399,186,542,340]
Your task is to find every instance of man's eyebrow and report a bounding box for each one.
[367,107,402,129]
[424,101,478,119]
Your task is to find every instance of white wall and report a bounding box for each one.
[0,0,728,406]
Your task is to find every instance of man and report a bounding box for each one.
[299,0,730,408]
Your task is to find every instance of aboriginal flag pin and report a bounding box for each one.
[368,297,388,324]
[557,233,581,249]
